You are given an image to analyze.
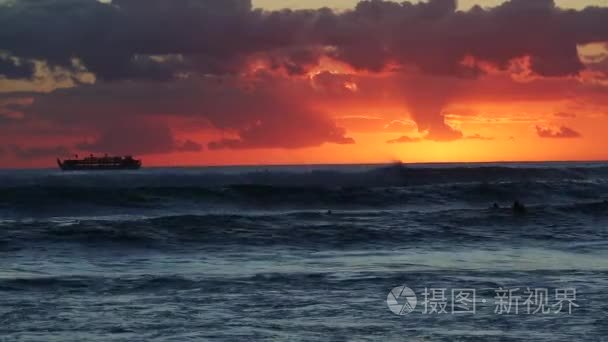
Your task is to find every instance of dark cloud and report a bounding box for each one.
[585,54,608,73]
[1,0,607,81]
[177,139,203,152]
[424,125,464,141]
[10,145,70,160]
[536,125,582,138]
[208,108,355,150]
[399,74,464,140]
[1,0,607,155]
[324,0,608,77]
[0,0,255,81]
[387,136,423,144]
[75,119,200,155]
[18,74,354,151]
[263,47,326,76]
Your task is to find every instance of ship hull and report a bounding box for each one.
[57,157,142,171]
[59,164,142,171]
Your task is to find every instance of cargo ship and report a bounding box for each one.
[57,154,142,171]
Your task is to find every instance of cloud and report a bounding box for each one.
[0,56,36,79]
[384,119,417,131]
[0,0,256,81]
[75,119,202,155]
[326,0,607,77]
[177,139,203,152]
[1,0,607,82]
[424,124,464,141]
[583,52,608,73]
[0,0,607,158]
[16,73,354,151]
[387,136,423,144]
[536,125,582,138]
[208,108,355,150]
[387,132,493,143]
[9,145,70,160]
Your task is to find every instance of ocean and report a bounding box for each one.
[1,162,607,341]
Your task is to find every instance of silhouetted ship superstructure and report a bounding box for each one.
[57,155,142,171]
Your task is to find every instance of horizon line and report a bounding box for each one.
[2,159,608,171]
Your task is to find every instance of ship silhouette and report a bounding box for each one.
[57,154,142,171]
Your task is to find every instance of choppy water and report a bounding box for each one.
[1,163,608,341]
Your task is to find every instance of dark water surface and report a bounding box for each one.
[1,163,607,341]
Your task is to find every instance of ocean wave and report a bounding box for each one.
[4,268,605,294]
[1,180,607,216]
[0,275,200,293]
[0,273,345,293]
[3,202,607,249]
[1,163,608,221]
[0,272,475,293]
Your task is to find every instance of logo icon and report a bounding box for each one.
[387,285,417,315]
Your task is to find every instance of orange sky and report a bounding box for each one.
[147,42,608,167]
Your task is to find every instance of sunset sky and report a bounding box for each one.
[1,0,608,167]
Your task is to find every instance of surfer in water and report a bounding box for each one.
[512,200,527,215]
